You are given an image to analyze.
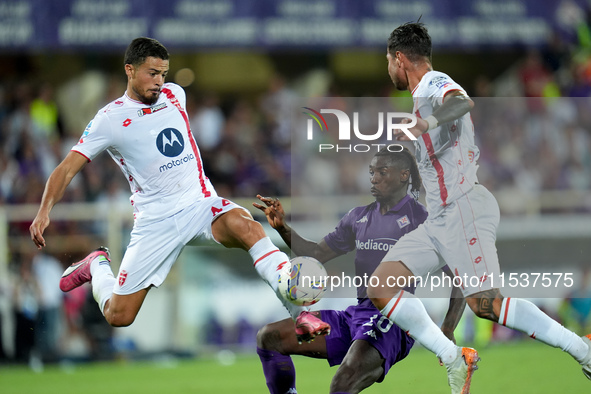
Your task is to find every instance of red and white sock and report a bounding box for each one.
[250,237,307,319]
[381,290,459,365]
[90,257,115,315]
[499,297,589,362]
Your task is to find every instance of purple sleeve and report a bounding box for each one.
[323,209,356,255]
[410,201,429,231]
[442,264,453,277]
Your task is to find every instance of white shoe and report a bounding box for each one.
[446,347,480,394]
[581,334,591,380]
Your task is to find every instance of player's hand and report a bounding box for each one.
[30,214,50,249]
[395,117,428,141]
[253,195,286,230]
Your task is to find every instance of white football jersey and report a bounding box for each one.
[411,71,480,217]
[72,83,217,224]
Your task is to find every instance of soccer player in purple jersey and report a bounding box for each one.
[368,22,591,394]
[253,147,465,394]
[28,37,328,338]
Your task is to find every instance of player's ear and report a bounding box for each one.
[124,63,134,79]
[400,169,410,182]
[395,51,403,67]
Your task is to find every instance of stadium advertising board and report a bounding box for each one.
[0,0,585,50]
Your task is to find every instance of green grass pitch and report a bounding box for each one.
[1,342,588,393]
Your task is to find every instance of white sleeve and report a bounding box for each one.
[164,83,187,109]
[425,73,467,107]
[71,111,113,161]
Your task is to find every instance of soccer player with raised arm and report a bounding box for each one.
[367,22,591,394]
[253,147,466,394]
[28,37,329,338]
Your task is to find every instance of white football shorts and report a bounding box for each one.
[113,196,248,295]
[382,184,501,296]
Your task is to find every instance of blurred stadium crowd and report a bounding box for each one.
[2,21,591,366]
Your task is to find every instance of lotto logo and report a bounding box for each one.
[118,270,128,286]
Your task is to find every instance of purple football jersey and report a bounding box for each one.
[324,194,428,298]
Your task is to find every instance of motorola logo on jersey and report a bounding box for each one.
[157,128,184,157]
[159,153,195,173]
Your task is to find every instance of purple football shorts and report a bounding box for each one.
[320,298,415,381]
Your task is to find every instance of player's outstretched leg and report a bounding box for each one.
[60,246,117,319]
[468,291,591,381]
[251,238,330,340]
[257,346,297,394]
[212,208,331,338]
[371,289,479,394]
[59,246,110,292]
[257,316,329,394]
[369,261,480,394]
[445,347,480,394]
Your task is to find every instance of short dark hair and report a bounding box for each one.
[124,37,169,67]
[387,22,431,63]
[374,146,422,200]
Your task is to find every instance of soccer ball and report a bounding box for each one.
[278,256,328,306]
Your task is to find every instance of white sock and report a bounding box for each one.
[90,256,115,315]
[499,297,589,362]
[250,237,307,319]
[381,290,459,365]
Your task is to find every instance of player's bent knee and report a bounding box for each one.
[104,304,139,327]
[367,283,389,311]
[257,323,286,353]
[105,311,136,327]
[331,361,381,393]
[366,275,381,299]
[233,219,265,249]
[256,324,275,349]
[465,289,504,321]
[214,210,266,249]
[366,284,377,300]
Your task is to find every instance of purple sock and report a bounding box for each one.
[257,347,297,394]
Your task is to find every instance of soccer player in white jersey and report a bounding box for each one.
[29,37,329,339]
[366,22,591,394]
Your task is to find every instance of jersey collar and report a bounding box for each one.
[375,194,412,214]
[124,91,147,105]
[411,70,435,97]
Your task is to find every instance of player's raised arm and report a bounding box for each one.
[430,90,474,126]
[396,90,474,141]
[30,151,88,249]
[253,195,339,263]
